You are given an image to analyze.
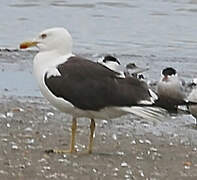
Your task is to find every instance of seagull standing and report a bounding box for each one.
[20,27,164,154]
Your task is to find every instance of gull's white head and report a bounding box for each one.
[20,27,72,55]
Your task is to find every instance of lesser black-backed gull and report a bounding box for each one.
[20,27,165,154]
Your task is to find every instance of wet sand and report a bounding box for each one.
[0,96,197,180]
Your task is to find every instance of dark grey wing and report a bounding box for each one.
[44,56,153,111]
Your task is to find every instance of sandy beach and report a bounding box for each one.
[0,95,196,180]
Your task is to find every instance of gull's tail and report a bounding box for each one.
[121,106,167,122]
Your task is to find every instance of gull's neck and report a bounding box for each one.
[34,50,73,70]
[33,50,74,86]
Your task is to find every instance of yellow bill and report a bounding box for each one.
[20,41,37,49]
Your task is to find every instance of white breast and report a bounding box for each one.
[33,52,78,115]
[157,76,186,100]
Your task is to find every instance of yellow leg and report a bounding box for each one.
[46,117,77,154]
[88,118,95,154]
[70,117,77,153]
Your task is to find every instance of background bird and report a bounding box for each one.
[98,55,148,79]
[187,78,197,125]
[155,67,187,113]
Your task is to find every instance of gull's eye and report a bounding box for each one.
[40,33,47,39]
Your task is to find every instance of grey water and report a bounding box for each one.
[0,0,197,96]
[1,0,197,57]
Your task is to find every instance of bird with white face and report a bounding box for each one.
[125,63,149,78]
[156,67,187,113]
[97,55,148,79]
[20,27,165,154]
[97,55,125,78]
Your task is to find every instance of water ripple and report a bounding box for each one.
[96,2,137,8]
[176,8,197,13]
[9,3,40,8]
[50,3,95,8]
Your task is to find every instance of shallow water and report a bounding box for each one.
[0,0,197,57]
[0,49,197,97]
